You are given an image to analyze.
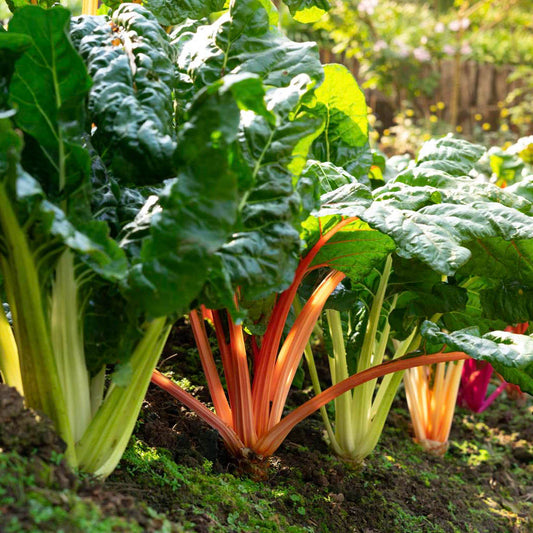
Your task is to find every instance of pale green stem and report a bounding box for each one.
[302,341,343,456]
[352,254,393,437]
[76,317,171,477]
[90,366,106,417]
[0,300,23,394]
[0,184,75,465]
[294,297,343,456]
[326,309,355,454]
[50,250,91,443]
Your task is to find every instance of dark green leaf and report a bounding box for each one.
[143,0,225,26]
[71,5,176,184]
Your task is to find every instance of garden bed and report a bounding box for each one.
[2,379,531,532]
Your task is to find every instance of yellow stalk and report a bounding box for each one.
[0,302,23,395]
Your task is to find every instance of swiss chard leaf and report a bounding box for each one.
[416,135,485,176]
[211,76,324,305]
[71,5,176,184]
[9,6,92,198]
[143,0,225,26]
[282,0,330,23]
[173,0,323,96]
[308,64,370,178]
[122,82,244,317]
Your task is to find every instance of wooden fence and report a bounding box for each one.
[320,49,526,135]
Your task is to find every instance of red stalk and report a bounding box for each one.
[227,313,257,447]
[151,370,244,456]
[252,216,357,434]
[255,352,470,457]
[189,310,232,425]
[211,310,237,412]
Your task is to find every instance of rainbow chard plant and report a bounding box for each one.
[300,134,533,462]
[0,2,288,477]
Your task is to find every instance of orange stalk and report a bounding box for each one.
[268,269,346,429]
[252,216,357,434]
[227,314,257,447]
[189,310,232,426]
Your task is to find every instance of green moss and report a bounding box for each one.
[117,439,314,532]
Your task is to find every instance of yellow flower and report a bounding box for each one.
[500,108,509,118]
[503,141,512,150]
[500,123,509,132]
[429,104,437,112]
[474,113,482,121]
[367,106,373,114]
[455,125,463,133]
[423,133,431,141]
[406,109,414,117]
[436,101,445,110]
[497,101,504,108]
[482,122,490,131]
[429,115,438,123]
[383,129,391,136]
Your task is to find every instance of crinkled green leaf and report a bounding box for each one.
[71,5,176,184]
[174,0,323,95]
[421,321,533,395]
[212,77,324,304]
[123,84,242,317]
[416,135,485,176]
[310,137,533,278]
[143,0,225,26]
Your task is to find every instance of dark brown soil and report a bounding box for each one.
[0,384,180,532]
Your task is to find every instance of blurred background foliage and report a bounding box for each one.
[282,0,533,154]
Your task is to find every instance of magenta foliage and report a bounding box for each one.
[457,359,506,413]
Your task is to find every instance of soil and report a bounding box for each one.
[1,319,532,532]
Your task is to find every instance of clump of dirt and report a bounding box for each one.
[0,384,66,461]
[0,384,180,532]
